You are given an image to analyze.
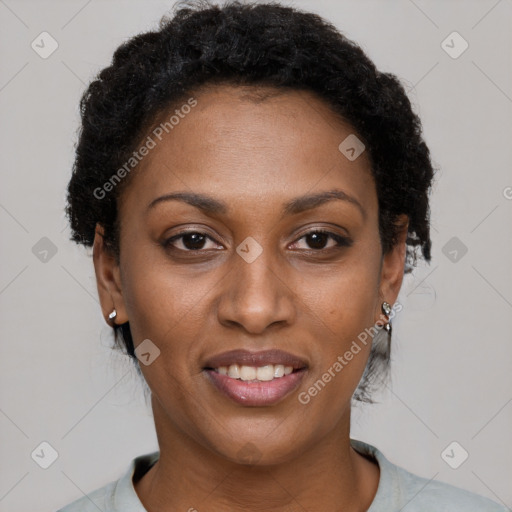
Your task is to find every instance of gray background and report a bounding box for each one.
[0,0,511,510]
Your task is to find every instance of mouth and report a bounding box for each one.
[209,363,297,381]
[202,349,308,406]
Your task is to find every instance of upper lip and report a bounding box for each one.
[203,349,308,370]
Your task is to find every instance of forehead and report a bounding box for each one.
[119,84,376,218]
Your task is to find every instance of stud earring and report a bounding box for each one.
[381,301,392,336]
[108,308,117,323]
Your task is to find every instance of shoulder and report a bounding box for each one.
[350,439,508,512]
[56,481,115,512]
[392,463,507,511]
[56,451,160,512]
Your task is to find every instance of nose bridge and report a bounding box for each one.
[236,238,279,294]
[218,236,295,332]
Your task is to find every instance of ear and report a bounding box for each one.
[374,214,409,323]
[93,223,128,326]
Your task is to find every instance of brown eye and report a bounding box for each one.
[292,230,352,251]
[163,231,223,252]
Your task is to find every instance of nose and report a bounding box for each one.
[216,244,297,334]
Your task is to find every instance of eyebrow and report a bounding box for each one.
[146,188,366,220]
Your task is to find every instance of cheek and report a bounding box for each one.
[305,257,380,340]
[118,246,215,396]
[297,255,381,395]
[119,255,207,419]
[119,245,206,345]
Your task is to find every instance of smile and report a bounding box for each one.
[202,349,308,406]
[215,363,294,381]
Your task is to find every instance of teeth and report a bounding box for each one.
[215,364,295,381]
[239,365,257,381]
[227,364,240,379]
[274,365,285,378]
[256,365,274,381]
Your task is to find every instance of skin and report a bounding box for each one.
[93,84,408,512]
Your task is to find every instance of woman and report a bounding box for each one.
[58,1,507,510]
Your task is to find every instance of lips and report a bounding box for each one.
[202,349,308,407]
[203,349,308,370]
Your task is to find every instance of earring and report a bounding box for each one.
[108,308,117,323]
[381,301,392,336]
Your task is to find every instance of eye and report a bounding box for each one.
[163,231,223,252]
[290,229,352,251]
[162,228,352,254]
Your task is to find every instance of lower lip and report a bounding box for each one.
[204,368,307,406]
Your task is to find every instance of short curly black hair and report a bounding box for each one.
[66,0,436,403]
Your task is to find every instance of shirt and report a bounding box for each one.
[56,438,508,511]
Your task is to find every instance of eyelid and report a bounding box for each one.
[289,228,352,250]
[292,225,350,240]
[163,227,352,252]
[163,229,223,250]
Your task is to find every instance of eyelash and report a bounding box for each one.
[162,228,352,254]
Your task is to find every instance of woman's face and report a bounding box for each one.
[94,84,407,465]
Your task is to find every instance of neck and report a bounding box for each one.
[134,398,379,512]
